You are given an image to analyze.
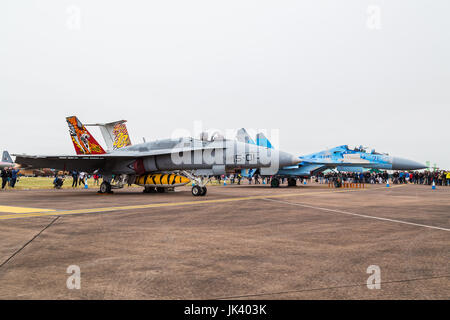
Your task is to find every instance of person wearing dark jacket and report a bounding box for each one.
[1,168,9,189]
[10,169,20,188]
[72,170,78,188]
[6,169,12,187]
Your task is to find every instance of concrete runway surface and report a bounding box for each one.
[0,183,448,299]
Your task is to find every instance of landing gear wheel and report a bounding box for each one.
[156,187,166,193]
[288,178,297,187]
[192,185,202,196]
[200,186,207,196]
[271,178,280,188]
[99,181,112,194]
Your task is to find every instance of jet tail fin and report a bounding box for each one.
[85,120,132,151]
[236,128,255,144]
[237,129,270,178]
[2,151,13,163]
[256,133,274,149]
[66,116,106,155]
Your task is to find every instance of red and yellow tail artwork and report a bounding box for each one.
[112,122,132,150]
[66,116,106,155]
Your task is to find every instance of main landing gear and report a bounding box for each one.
[270,177,301,188]
[271,178,280,188]
[287,178,297,187]
[98,175,129,194]
[191,185,207,196]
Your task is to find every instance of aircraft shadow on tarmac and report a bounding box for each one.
[21,184,315,198]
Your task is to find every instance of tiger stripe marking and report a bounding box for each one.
[134,173,190,187]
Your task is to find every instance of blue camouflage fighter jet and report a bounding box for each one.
[236,129,426,187]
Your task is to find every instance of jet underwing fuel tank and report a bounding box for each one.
[134,173,190,187]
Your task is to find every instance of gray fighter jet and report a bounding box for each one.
[15,116,299,196]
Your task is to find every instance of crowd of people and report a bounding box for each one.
[0,167,20,189]
[0,168,103,190]
[213,173,273,185]
[2,168,450,190]
[70,170,101,188]
[213,170,450,187]
[320,172,388,185]
[319,170,450,186]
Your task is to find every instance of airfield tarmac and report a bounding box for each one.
[0,183,448,299]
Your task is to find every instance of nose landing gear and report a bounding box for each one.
[99,181,113,194]
[181,170,209,197]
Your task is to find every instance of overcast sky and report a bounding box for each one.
[1,1,449,168]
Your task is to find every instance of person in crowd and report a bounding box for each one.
[53,173,64,189]
[93,173,100,186]
[72,170,78,188]
[6,168,12,186]
[10,168,20,188]
[1,168,8,189]
[78,171,86,187]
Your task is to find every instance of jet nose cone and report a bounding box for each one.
[278,151,301,168]
[392,157,427,170]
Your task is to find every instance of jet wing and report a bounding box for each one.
[14,154,115,172]
[14,144,224,172]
